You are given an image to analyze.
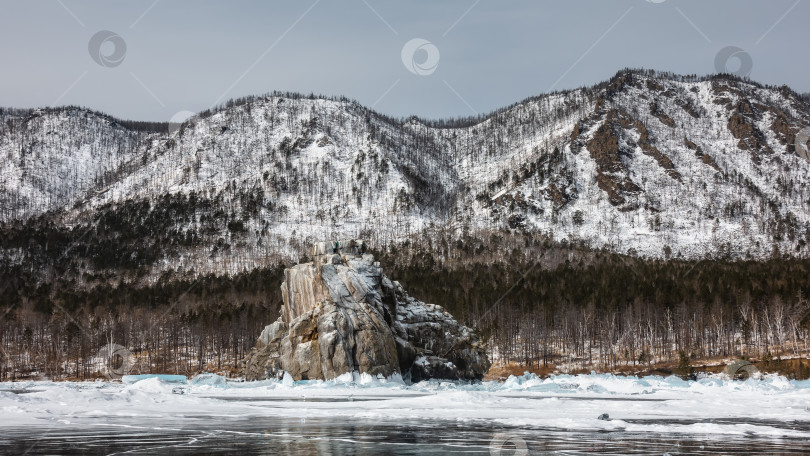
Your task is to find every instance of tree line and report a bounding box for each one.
[2,229,810,380]
[376,231,810,377]
[0,266,284,380]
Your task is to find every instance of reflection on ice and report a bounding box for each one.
[2,417,810,455]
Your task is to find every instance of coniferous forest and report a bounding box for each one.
[2,228,810,380]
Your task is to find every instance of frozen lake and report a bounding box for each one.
[2,373,809,454]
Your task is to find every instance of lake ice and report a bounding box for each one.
[1,373,809,454]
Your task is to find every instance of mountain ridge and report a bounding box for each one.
[3,69,810,285]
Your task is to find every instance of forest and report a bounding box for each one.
[380,233,810,378]
[2,230,810,381]
[3,69,810,380]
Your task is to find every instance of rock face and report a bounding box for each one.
[723,359,759,380]
[241,240,490,382]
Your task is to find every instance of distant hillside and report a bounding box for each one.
[2,69,810,288]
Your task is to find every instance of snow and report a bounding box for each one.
[1,373,809,438]
[122,374,188,385]
[5,74,810,276]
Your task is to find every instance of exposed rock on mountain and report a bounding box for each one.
[241,240,490,381]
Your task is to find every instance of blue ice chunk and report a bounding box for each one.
[122,374,188,385]
[190,373,227,386]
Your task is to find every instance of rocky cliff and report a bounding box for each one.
[241,240,490,382]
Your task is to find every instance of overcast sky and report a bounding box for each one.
[0,0,806,122]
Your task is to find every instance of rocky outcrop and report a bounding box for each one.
[634,118,681,181]
[586,110,643,206]
[684,138,721,172]
[650,102,676,128]
[585,108,683,207]
[728,105,773,164]
[241,240,490,382]
[723,359,758,380]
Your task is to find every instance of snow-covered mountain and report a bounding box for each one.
[3,70,810,279]
[0,107,152,221]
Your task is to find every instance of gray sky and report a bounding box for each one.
[0,0,806,122]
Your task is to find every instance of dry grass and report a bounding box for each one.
[485,356,810,380]
[484,361,558,381]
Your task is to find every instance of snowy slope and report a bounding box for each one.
[2,70,810,272]
[491,73,810,259]
[0,107,151,220]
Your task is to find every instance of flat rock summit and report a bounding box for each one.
[241,240,490,381]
